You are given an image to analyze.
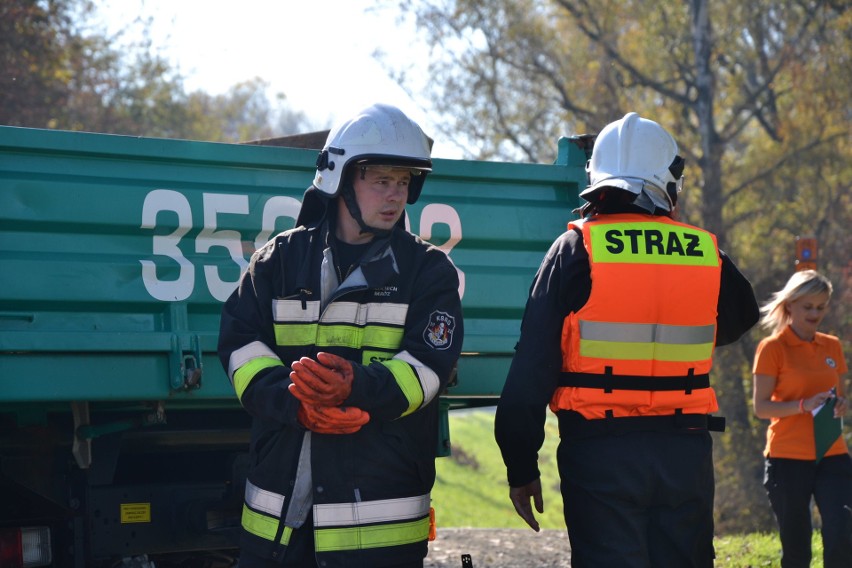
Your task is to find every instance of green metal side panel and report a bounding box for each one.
[0,126,586,409]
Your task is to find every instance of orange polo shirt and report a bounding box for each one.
[753,325,848,460]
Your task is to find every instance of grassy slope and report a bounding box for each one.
[433,409,824,566]
[432,408,564,529]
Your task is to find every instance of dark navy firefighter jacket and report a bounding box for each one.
[218,199,463,567]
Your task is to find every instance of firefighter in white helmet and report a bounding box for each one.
[496,112,759,567]
[219,103,463,567]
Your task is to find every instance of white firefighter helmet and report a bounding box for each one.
[581,112,683,211]
[312,103,432,204]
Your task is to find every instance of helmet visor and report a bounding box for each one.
[353,155,432,174]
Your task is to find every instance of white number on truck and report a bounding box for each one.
[141,190,465,302]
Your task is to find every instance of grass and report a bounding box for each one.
[432,408,564,529]
[433,409,825,566]
[715,533,823,567]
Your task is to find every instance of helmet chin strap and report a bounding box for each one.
[340,183,392,239]
[666,155,685,207]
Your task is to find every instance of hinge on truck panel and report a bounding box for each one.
[170,333,203,390]
[72,402,167,468]
[71,401,92,469]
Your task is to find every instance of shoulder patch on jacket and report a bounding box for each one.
[424,311,456,350]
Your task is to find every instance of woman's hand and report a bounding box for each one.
[803,391,832,413]
[834,395,848,418]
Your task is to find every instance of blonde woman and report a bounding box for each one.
[753,270,851,568]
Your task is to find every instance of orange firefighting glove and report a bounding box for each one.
[288,352,355,406]
[296,404,370,434]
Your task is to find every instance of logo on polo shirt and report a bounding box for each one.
[826,357,837,369]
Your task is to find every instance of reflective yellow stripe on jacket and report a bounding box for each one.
[383,351,442,416]
[228,340,284,400]
[272,300,407,351]
[242,480,292,545]
[272,298,440,417]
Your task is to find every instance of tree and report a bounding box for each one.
[396,0,851,533]
[181,79,311,143]
[0,0,87,128]
[0,0,312,141]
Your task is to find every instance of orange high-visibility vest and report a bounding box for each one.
[551,213,722,419]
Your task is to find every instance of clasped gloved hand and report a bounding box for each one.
[289,352,355,406]
[297,404,370,434]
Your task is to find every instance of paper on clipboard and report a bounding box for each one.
[812,395,842,464]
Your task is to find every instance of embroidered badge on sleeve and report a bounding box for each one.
[424,311,456,350]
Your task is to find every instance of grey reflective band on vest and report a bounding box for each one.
[245,478,286,516]
[313,493,431,527]
[580,321,716,345]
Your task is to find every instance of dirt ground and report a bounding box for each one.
[425,528,572,568]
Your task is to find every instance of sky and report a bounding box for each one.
[94,0,461,157]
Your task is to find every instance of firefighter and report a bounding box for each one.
[494,112,759,567]
[218,103,463,568]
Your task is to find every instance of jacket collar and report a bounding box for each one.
[319,222,401,308]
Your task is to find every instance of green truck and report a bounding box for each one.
[0,125,590,567]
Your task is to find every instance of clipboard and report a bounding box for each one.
[812,396,842,464]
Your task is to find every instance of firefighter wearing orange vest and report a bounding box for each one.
[495,113,759,567]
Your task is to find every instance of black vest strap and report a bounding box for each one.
[557,410,726,438]
[559,368,710,392]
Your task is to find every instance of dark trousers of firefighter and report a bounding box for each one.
[764,454,852,568]
[557,428,715,568]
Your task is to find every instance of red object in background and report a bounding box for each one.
[795,236,818,272]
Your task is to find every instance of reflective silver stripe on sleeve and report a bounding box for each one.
[313,493,431,527]
[272,299,321,322]
[394,350,441,404]
[228,340,282,380]
[579,321,716,345]
[245,478,286,516]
